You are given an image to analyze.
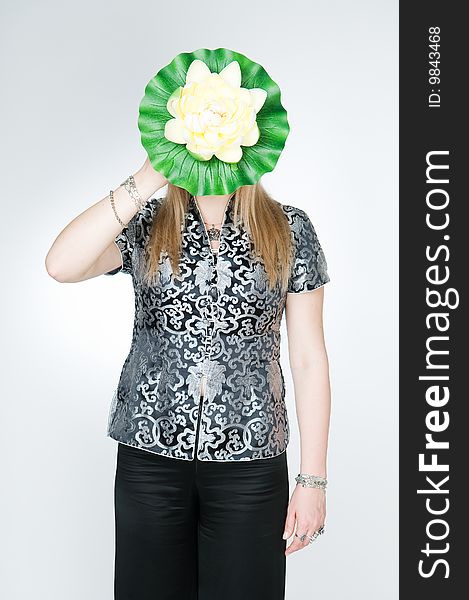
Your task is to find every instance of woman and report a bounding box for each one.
[45,156,331,599]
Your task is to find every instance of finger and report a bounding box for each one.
[285,534,307,555]
[282,509,297,540]
[298,523,315,548]
[285,522,311,555]
[302,523,326,547]
[287,520,324,554]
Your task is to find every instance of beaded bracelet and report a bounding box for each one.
[109,174,146,229]
[109,189,127,228]
[295,473,328,490]
[120,174,146,211]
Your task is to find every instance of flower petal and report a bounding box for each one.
[187,144,213,161]
[242,124,260,147]
[215,145,243,163]
[204,131,220,145]
[249,88,268,113]
[219,61,242,88]
[164,119,186,144]
[166,86,183,117]
[186,59,212,84]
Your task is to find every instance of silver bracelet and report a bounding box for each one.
[120,174,146,211]
[109,189,128,228]
[295,473,328,490]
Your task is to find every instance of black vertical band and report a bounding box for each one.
[400,2,466,594]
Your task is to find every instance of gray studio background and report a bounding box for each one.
[0,1,398,598]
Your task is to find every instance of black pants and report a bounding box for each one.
[114,441,289,600]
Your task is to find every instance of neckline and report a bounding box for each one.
[189,194,234,213]
[190,195,233,259]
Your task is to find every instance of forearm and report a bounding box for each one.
[45,161,166,282]
[291,352,331,477]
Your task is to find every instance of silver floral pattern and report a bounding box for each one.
[104,195,330,461]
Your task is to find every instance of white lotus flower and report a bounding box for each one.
[164,59,267,164]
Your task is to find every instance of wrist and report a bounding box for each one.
[135,160,167,193]
[299,466,327,478]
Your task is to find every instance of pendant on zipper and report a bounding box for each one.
[206,225,221,241]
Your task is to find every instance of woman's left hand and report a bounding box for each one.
[282,485,326,555]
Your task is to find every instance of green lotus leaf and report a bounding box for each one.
[138,47,290,196]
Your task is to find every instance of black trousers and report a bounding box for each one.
[114,441,289,600]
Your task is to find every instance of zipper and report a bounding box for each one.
[191,195,230,460]
[193,333,209,460]
[194,384,205,460]
[193,350,210,459]
[193,310,217,459]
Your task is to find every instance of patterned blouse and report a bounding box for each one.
[104,194,330,461]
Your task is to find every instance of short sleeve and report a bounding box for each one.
[104,220,135,276]
[286,207,330,293]
[104,197,162,276]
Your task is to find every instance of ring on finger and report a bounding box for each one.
[295,525,325,545]
[295,532,308,543]
[308,525,326,544]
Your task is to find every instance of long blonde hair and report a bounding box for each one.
[143,181,294,293]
